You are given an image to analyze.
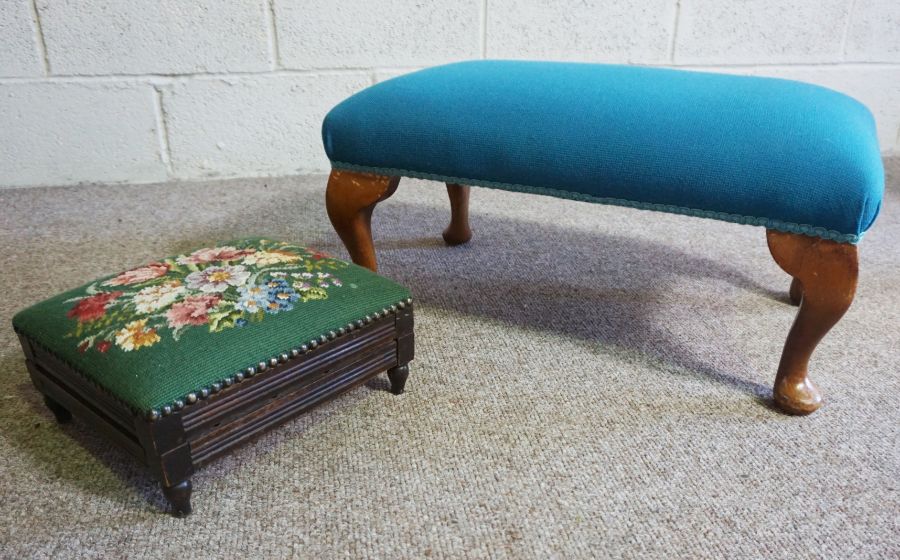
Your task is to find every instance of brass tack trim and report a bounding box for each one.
[149,296,412,420]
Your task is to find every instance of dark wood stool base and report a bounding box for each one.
[162,480,192,518]
[387,364,410,395]
[18,303,414,516]
[44,395,72,424]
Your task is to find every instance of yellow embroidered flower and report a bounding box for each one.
[241,250,301,267]
[115,319,161,351]
[133,281,186,313]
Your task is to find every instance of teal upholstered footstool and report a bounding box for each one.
[320,60,884,415]
[13,238,413,516]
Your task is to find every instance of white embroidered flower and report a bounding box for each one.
[241,250,301,267]
[186,265,250,293]
[114,319,160,351]
[133,281,186,313]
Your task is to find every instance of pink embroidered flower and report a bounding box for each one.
[67,291,124,323]
[103,263,170,286]
[185,265,250,293]
[96,340,112,353]
[166,295,221,328]
[176,246,256,265]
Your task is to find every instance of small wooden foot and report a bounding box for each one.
[387,364,410,395]
[162,479,192,517]
[443,183,472,245]
[767,230,858,415]
[44,395,72,424]
[326,169,400,272]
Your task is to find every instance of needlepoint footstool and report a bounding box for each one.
[320,60,884,416]
[12,238,414,516]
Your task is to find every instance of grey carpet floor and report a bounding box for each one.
[1,159,898,559]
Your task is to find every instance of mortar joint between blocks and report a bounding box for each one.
[265,0,282,71]
[669,0,683,64]
[28,0,51,75]
[839,0,859,61]
[480,0,488,58]
[152,86,174,176]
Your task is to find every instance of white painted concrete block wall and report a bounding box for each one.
[1,0,898,188]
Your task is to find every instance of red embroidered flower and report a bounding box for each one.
[308,248,331,260]
[104,262,170,286]
[96,340,112,353]
[67,291,124,323]
[166,294,221,328]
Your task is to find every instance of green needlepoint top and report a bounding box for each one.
[13,238,411,414]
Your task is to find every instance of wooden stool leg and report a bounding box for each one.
[387,364,410,395]
[789,277,803,306]
[326,169,400,272]
[44,395,72,424]
[766,230,858,415]
[443,183,472,245]
[162,479,192,517]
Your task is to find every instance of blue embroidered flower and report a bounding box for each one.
[235,318,248,328]
[264,278,299,314]
[236,284,268,314]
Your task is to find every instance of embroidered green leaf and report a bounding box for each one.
[301,287,328,302]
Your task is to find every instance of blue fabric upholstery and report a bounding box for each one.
[323,60,883,242]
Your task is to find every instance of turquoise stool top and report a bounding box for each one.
[322,60,884,243]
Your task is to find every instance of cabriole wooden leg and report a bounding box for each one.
[326,169,400,272]
[443,183,472,245]
[788,277,803,306]
[766,230,858,415]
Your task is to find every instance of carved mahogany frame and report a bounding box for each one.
[19,304,414,516]
[325,169,859,415]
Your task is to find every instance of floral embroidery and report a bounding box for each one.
[133,282,186,313]
[262,278,299,314]
[166,294,221,329]
[241,250,302,267]
[176,246,255,265]
[65,240,348,353]
[185,265,250,293]
[103,263,170,286]
[115,320,161,351]
[67,291,124,323]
